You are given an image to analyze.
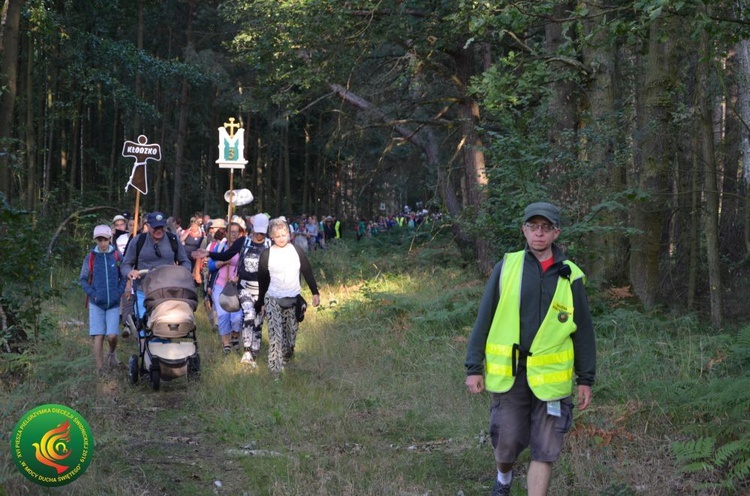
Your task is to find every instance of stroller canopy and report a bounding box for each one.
[141,265,198,312]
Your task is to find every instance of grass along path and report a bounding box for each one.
[0,236,738,495]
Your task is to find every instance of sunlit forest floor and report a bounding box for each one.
[1,231,746,495]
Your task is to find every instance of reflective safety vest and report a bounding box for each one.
[484,250,585,400]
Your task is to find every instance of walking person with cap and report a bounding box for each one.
[464,202,596,496]
[79,224,127,376]
[120,211,191,332]
[193,214,272,364]
[235,213,272,367]
[111,214,130,255]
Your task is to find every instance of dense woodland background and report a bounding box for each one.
[1,0,750,326]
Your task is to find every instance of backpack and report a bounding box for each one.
[133,231,180,269]
[238,236,271,281]
[85,249,121,307]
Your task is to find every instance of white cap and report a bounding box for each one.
[93,225,112,239]
[252,213,269,234]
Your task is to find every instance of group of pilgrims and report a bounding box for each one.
[79,209,321,377]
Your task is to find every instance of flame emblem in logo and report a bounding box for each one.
[32,420,71,474]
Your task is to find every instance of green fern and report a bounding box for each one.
[729,456,750,484]
[672,437,716,468]
[736,325,750,348]
[671,326,750,492]
[716,439,749,466]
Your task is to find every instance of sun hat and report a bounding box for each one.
[230,215,246,231]
[93,225,112,239]
[210,218,227,229]
[523,202,561,227]
[251,213,269,234]
[146,211,167,228]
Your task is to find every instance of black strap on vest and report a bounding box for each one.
[511,343,532,377]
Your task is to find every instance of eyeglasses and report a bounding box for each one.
[524,223,557,233]
[151,225,165,231]
[153,243,162,258]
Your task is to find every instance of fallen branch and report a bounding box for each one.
[46,206,121,259]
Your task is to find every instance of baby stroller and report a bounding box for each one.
[127,265,201,390]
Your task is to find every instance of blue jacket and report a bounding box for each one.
[79,246,126,310]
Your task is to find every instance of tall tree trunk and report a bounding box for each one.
[275,132,283,216]
[735,39,750,257]
[161,123,170,215]
[173,78,190,218]
[697,6,723,328]
[108,104,120,201]
[0,0,23,198]
[171,0,196,219]
[332,155,341,218]
[580,3,627,284]
[25,31,36,210]
[687,114,700,311]
[453,44,493,274]
[255,134,264,213]
[719,55,741,259]
[43,80,54,215]
[544,1,578,182]
[303,119,311,214]
[42,41,60,216]
[283,115,292,215]
[630,18,676,307]
[69,102,82,202]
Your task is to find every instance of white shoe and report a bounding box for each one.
[240,351,257,367]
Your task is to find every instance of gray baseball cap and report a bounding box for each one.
[523,202,561,226]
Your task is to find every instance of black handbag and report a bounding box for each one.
[295,294,307,322]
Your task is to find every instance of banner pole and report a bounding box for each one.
[227,169,235,222]
[133,190,141,235]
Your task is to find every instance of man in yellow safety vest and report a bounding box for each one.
[465,202,596,496]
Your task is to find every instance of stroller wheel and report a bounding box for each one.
[128,355,139,385]
[187,355,201,382]
[149,368,161,391]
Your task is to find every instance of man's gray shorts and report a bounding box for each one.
[489,367,573,463]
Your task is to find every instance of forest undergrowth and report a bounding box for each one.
[0,228,748,495]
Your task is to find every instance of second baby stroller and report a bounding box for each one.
[127,265,200,390]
